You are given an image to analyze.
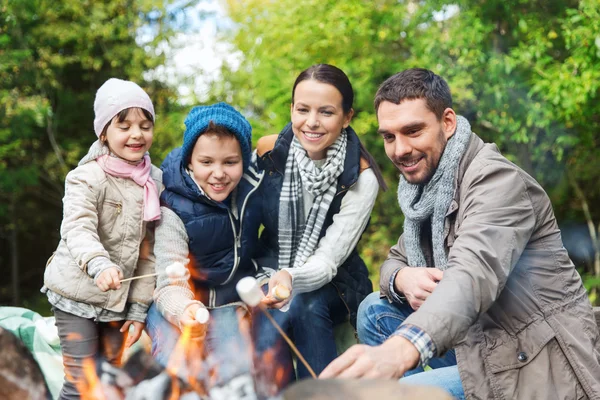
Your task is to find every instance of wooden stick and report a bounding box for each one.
[258,304,317,379]
[119,272,158,283]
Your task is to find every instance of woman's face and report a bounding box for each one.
[291,79,353,160]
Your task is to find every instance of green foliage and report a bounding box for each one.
[210,0,600,301]
[2,0,600,308]
[0,0,194,307]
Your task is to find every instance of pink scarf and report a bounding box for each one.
[97,154,161,221]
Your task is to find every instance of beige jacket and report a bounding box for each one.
[44,141,162,313]
[381,133,600,399]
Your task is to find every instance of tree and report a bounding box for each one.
[0,0,195,307]
[210,0,600,300]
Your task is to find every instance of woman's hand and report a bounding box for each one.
[96,267,123,292]
[262,270,293,309]
[120,320,145,348]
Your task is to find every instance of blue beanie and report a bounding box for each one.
[181,102,252,170]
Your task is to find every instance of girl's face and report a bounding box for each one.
[103,108,154,162]
[291,79,353,160]
[188,133,244,202]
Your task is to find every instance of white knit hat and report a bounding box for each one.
[93,78,155,137]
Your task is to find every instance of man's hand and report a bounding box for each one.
[120,320,145,348]
[179,303,207,340]
[96,267,123,292]
[261,270,292,309]
[394,268,443,310]
[319,336,420,379]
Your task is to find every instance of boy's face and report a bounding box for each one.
[188,133,243,202]
[103,108,154,162]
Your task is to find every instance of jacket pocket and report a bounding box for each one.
[487,319,585,399]
[98,199,125,257]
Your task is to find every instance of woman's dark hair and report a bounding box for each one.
[292,64,388,191]
[100,107,154,139]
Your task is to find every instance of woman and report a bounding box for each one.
[255,64,387,378]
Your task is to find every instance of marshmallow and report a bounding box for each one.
[195,307,210,324]
[236,277,264,307]
[166,262,187,279]
[271,285,291,301]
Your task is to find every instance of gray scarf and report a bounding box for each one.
[278,131,347,270]
[398,116,471,269]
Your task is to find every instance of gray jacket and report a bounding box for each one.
[381,133,600,399]
[44,141,162,314]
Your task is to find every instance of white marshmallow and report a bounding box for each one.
[195,307,210,324]
[236,277,264,307]
[271,285,290,301]
[166,262,187,279]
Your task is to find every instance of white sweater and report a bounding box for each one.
[285,168,379,293]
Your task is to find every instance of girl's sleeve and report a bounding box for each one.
[61,166,112,273]
[286,168,379,293]
[153,206,202,329]
[126,220,157,322]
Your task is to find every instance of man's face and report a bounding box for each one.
[377,99,456,184]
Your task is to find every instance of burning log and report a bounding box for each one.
[0,327,51,400]
[281,379,454,400]
[236,277,316,379]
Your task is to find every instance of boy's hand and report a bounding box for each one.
[262,270,292,309]
[180,303,208,340]
[96,267,123,292]
[121,320,145,348]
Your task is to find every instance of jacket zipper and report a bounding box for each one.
[221,172,264,285]
[105,200,123,214]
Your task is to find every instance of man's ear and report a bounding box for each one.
[441,108,457,140]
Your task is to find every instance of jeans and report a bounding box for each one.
[54,308,125,400]
[271,283,348,379]
[357,292,464,399]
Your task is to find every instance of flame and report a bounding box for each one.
[166,322,208,397]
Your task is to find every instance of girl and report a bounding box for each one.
[42,78,162,399]
[255,64,387,378]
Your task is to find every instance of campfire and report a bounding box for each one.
[72,302,291,399]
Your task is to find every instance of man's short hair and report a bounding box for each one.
[374,68,453,120]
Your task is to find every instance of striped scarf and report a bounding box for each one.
[278,131,347,270]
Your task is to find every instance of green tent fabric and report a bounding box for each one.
[0,307,63,399]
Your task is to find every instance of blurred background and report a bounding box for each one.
[1,0,599,314]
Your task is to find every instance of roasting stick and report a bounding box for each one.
[119,272,157,283]
[119,262,188,283]
[236,277,317,379]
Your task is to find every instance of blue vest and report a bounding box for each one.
[256,123,373,327]
[160,147,263,307]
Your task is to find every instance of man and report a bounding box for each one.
[320,68,600,399]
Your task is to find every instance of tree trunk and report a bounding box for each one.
[570,175,600,301]
[9,199,19,306]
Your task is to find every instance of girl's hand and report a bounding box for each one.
[262,270,293,309]
[121,320,145,348]
[96,267,123,292]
